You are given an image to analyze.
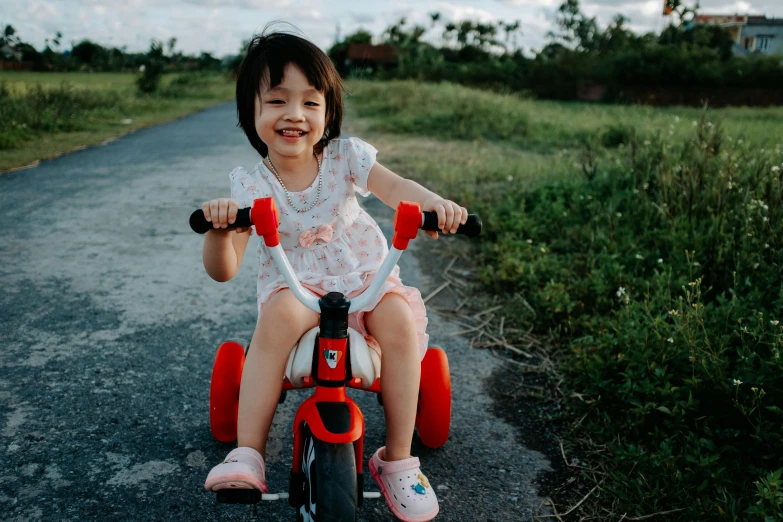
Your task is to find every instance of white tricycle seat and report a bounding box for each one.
[285,327,380,388]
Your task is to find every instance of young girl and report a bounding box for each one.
[200,31,467,522]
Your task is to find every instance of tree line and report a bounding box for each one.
[1,25,223,73]
[328,0,783,103]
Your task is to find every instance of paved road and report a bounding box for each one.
[0,103,550,521]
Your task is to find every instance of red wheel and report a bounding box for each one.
[416,347,451,448]
[209,341,245,442]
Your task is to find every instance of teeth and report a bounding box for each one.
[281,130,303,136]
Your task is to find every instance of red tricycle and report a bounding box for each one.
[190,198,481,521]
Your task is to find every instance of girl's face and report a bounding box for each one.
[256,63,326,160]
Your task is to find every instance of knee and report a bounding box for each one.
[367,294,418,350]
[256,290,318,341]
[265,290,316,323]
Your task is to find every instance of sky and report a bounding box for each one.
[4,0,782,57]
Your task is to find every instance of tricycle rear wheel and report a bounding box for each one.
[209,341,245,442]
[415,347,451,448]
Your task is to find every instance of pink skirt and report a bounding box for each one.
[261,274,429,361]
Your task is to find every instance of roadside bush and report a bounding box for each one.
[473,118,783,519]
[137,40,165,94]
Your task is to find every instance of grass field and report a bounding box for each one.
[345,80,783,521]
[0,71,234,172]
[0,71,140,93]
[347,81,783,152]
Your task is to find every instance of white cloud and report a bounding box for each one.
[1,0,780,58]
[434,3,497,23]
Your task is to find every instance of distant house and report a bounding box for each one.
[695,15,783,55]
[343,43,397,73]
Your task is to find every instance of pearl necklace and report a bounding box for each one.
[265,151,322,213]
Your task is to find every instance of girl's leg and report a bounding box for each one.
[237,289,319,458]
[364,293,420,461]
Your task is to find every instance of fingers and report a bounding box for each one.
[202,199,239,230]
[443,203,455,233]
[227,200,238,226]
[427,198,468,235]
[434,203,447,233]
[425,230,439,240]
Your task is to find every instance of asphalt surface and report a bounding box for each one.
[0,103,551,521]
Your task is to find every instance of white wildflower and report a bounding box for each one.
[667,337,674,343]
[692,121,697,126]
[771,320,780,326]
[733,379,742,386]
[772,166,780,172]
[526,239,533,244]
[674,116,680,122]
[616,212,622,217]
[616,287,626,297]
[668,309,678,316]
[635,254,643,260]
[737,139,743,144]
[658,258,663,263]
[507,175,513,181]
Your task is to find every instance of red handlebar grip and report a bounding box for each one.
[251,197,281,247]
[392,201,422,250]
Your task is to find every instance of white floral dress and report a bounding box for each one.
[229,137,429,360]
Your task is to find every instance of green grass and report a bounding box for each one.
[345,80,783,521]
[0,71,234,172]
[347,80,783,151]
[0,71,139,93]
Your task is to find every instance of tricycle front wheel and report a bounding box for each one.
[295,425,358,522]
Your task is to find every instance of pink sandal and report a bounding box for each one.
[204,447,268,493]
[369,447,439,521]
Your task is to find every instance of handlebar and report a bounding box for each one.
[190,206,481,238]
[190,198,481,313]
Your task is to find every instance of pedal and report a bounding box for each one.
[216,489,262,504]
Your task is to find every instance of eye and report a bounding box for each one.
[267,99,284,104]
[305,101,319,106]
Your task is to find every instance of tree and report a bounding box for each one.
[549,0,600,52]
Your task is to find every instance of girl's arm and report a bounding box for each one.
[367,162,467,238]
[203,229,251,282]
[201,198,252,281]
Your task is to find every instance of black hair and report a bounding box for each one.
[235,30,344,158]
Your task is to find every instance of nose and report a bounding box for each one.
[284,103,305,122]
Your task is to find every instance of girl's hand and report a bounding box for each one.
[422,196,468,239]
[201,198,250,233]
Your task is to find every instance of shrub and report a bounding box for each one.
[472,117,783,519]
[137,40,165,94]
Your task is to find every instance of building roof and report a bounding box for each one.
[695,14,783,26]
[346,44,397,64]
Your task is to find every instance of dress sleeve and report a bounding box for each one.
[344,137,378,197]
[229,167,265,234]
[229,167,261,208]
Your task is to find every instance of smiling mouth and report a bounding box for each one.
[278,129,306,137]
